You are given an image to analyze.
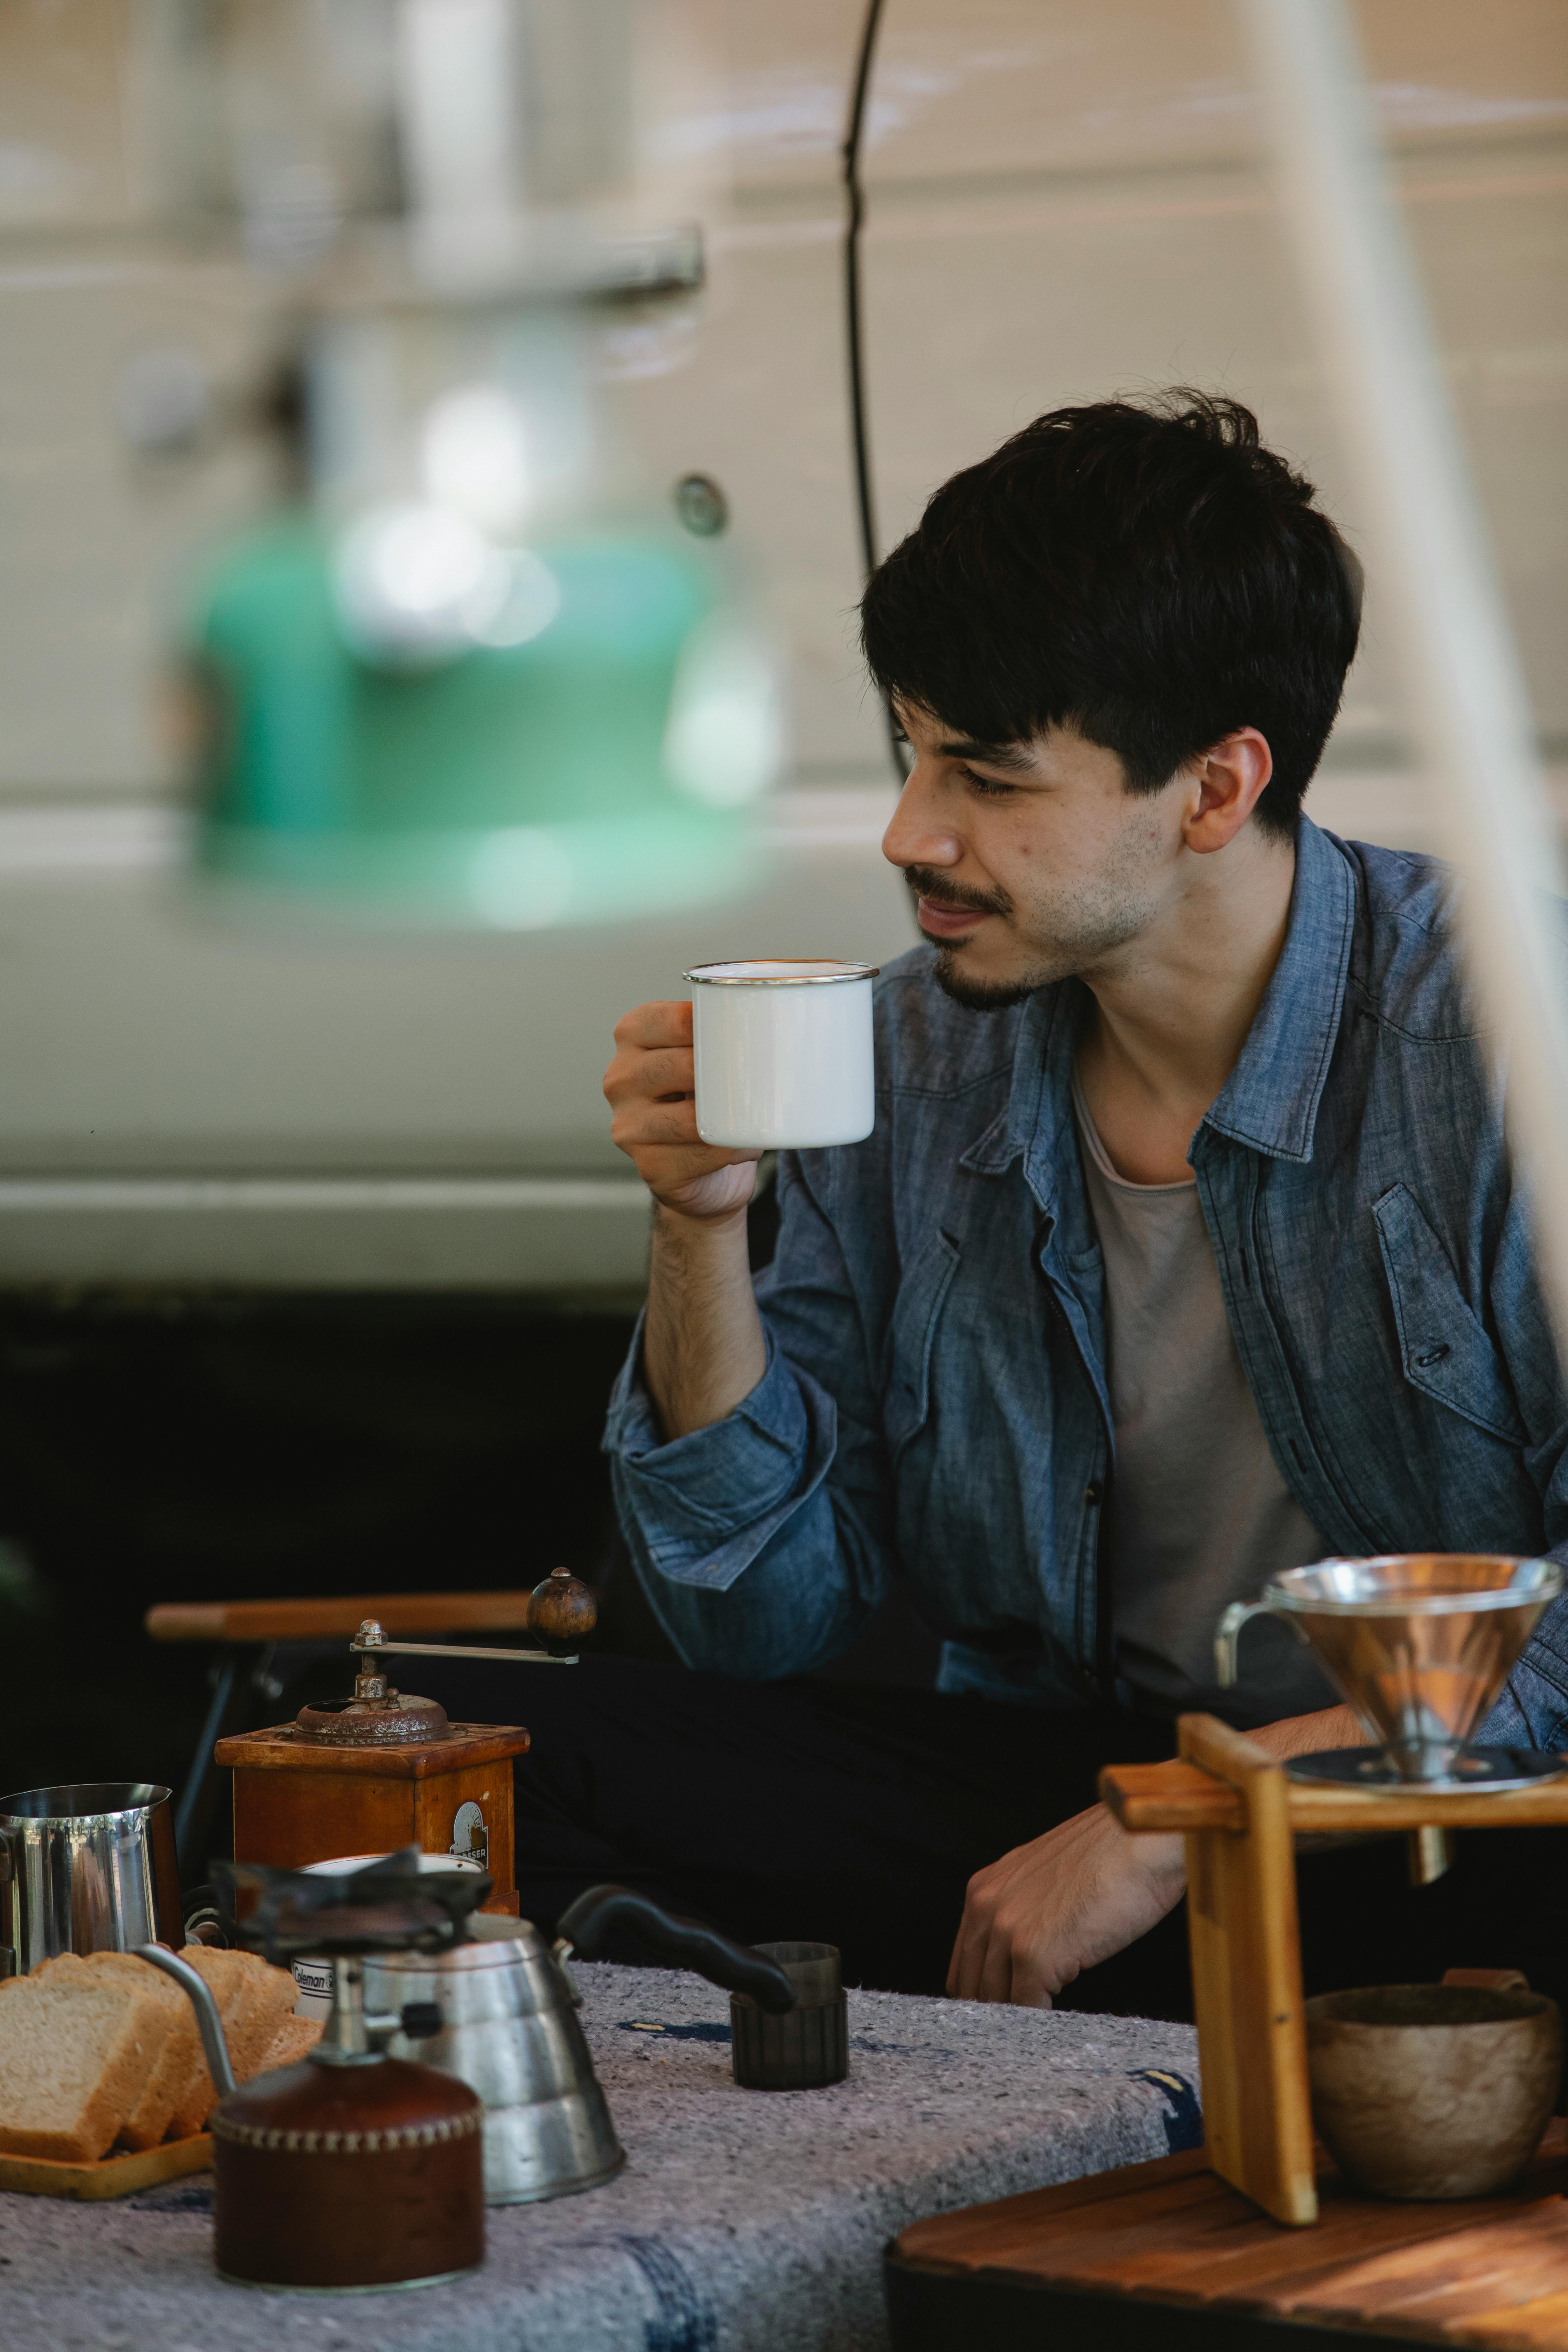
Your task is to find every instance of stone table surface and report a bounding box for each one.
[0,1961,1200,2352]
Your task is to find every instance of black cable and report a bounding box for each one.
[842,0,909,783]
[843,0,884,583]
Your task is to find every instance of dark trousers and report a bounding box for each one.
[401,1653,1568,2019]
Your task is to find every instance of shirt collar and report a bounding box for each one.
[960,814,1357,1189]
[960,980,1088,1216]
[1199,816,1356,1166]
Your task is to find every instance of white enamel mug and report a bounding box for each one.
[685,960,878,1149]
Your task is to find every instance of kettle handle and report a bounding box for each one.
[555,1884,796,2015]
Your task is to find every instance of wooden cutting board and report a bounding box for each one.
[886,2127,1568,2350]
[0,2131,211,2201]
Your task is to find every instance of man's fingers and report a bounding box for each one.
[604,1043,695,1108]
[603,998,761,1223]
[950,1871,1007,2003]
[612,1000,694,1051]
[1008,1928,1068,2007]
[947,1901,983,2001]
[638,1107,701,1148]
[948,1807,1169,2013]
[979,1923,1016,2005]
[613,1097,702,1149]
[950,1892,1055,2009]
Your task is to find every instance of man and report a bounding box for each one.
[469,392,1568,2014]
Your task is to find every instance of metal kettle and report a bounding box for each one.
[365,1883,796,2205]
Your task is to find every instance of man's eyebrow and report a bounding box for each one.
[938,738,1036,773]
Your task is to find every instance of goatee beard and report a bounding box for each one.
[929,942,1046,1011]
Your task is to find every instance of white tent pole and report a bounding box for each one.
[1237,0,1568,1357]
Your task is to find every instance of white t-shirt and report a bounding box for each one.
[1072,1071,1336,1726]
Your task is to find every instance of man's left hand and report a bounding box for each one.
[946,1805,1185,2007]
[946,1704,1364,2006]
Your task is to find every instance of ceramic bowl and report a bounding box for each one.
[1306,1983,1561,2199]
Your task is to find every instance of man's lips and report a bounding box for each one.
[917,896,995,939]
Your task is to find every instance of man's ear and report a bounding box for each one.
[1184,728,1274,854]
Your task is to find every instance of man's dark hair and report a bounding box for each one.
[860,391,1362,839]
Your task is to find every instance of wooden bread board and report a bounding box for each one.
[0,2130,212,2201]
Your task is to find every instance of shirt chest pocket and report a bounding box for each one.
[1373,1184,1525,1445]
[883,1229,961,1457]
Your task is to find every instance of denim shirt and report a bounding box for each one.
[604,818,1568,1747]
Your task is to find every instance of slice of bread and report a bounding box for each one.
[2,1953,91,1990]
[166,1945,305,2135]
[255,2011,323,2072]
[167,1947,250,2136]
[182,1948,292,2081]
[84,1953,201,2152]
[0,1968,173,2162]
[232,1951,303,2071]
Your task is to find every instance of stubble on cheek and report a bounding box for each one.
[936,819,1161,1007]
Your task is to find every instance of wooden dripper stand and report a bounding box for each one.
[1098,1554,1568,2226]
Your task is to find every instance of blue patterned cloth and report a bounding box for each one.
[606,817,1568,1745]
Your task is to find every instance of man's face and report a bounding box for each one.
[880,706,1190,1009]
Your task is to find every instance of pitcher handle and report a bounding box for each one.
[1215,1599,1273,1689]
[136,1942,236,2097]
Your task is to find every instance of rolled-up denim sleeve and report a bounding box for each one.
[602,1154,893,1680]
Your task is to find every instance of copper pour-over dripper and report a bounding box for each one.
[1217,1553,1566,1790]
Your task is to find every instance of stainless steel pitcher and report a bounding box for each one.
[0,1782,182,1977]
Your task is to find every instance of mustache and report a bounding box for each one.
[903,865,1013,919]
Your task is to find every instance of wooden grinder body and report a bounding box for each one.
[215,1723,530,1913]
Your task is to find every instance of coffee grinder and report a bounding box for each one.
[214,1569,596,1912]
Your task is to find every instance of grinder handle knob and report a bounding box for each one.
[527,1567,598,1656]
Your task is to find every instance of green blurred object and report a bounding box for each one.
[189,513,772,928]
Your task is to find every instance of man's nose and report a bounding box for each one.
[882,767,964,872]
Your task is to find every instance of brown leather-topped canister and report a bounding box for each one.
[213,2054,484,2291]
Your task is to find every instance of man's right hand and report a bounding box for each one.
[603,1001,760,1224]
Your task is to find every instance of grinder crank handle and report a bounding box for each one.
[351,1569,598,1666]
[554,1884,797,2014]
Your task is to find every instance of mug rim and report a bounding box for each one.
[684,959,879,986]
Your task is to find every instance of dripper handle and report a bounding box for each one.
[1215,1599,1273,1688]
